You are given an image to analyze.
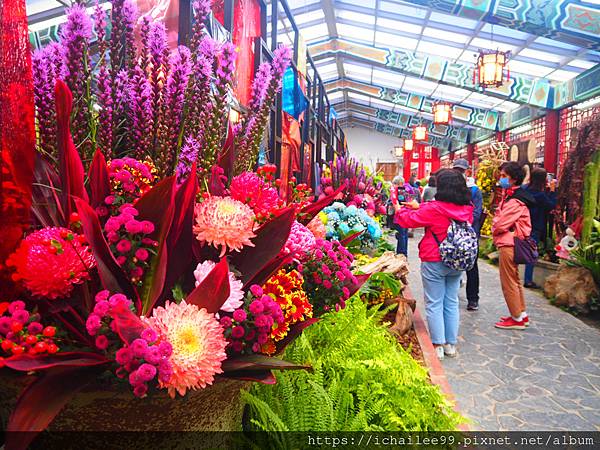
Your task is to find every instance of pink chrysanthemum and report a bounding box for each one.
[283,221,316,255]
[145,301,227,398]
[6,227,95,299]
[193,260,244,312]
[307,216,327,240]
[193,196,256,256]
[229,172,280,219]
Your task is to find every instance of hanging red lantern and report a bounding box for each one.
[474,49,510,88]
[404,139,414,151]
[413,125,428,141]
[433,102,452,125]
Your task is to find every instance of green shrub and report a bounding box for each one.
[243,299,462,438]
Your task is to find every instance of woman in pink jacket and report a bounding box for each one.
[492,162,535,330]
[395,169,473,360]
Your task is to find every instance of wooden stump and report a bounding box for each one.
[389,296,416,336]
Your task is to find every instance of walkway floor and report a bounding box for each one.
[404,232,600,431]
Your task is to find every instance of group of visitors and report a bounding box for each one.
[389,160,557,360]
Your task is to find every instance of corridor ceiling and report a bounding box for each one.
[269,0,600,146]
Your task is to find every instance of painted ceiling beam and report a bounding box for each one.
[325,78,501,131]
[309,38,554,108]
[335,100,470,143]
[399,0,600,51]
[342,114,457,151]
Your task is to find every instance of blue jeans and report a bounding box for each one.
[524,231,540,284]
[421,262,462,345]
[395,226,408,256]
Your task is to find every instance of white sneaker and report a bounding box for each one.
[435,345,445,360]
[443,344,457,358]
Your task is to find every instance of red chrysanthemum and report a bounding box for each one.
[6,227,96,299]
[229,172,281,220]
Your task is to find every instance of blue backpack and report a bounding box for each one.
[431,221,478,271]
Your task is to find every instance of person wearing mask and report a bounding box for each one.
[492,162,535,330]
[394,169,474,360]
[422,175,437,202]
[452,159,483,311]
[522,168,557,288]
[391,176,409,256]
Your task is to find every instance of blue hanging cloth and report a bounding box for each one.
[282,67,308,120]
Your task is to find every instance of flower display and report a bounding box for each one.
[221,287,285,356]
[300,239,357,316]
[194,196,256,256]
[6,227,95,299]
[193,260,244,312]
[261,269,312,349]
[322,202,382,248]
[229,171,281,221]
[307,214,327,240]
[106,157,156,212]
[145,301,227,398]
[319,157,387,217]
[283,221,317,255]
[0,301,60,358]
[103,205,157,285]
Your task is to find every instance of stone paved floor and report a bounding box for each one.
[403,232,600,431]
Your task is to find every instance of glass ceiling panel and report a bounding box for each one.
[470,38,518,53]
[375,32,418,51]
[421,27,470,45]
[545,69,581,82]
[371,69,406,86]
[299,23,329,42]
[516,48,564,63]
[26,0,63,16]
[568,59,597,70]
[508,60,554,78]
[379,1,428,17]
[480,23,531,41]
[294,9,325,25]
[340,0,378,9]
[337,23,375,43]
[287,0,320,7]
[429,12,478,29]
[534,36,580,51]
[337,10,376,25]
[376,18,423,35]
[328,91,344,100]
[417,41,463,59]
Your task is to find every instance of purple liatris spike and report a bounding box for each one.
[248,63,272,111]
[32,46,59,158]
[129,65,154,158]
[96,65,113,151]
[190,0,213,54]
[176,136,201,182]
[93,1,108,55]
[216,42,237,91]
[61,3,93,157]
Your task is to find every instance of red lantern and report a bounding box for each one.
[474,49,510,88]
[413,125,428,141]
[433,102,452,125]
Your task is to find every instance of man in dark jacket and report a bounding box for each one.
[453,159,483,310]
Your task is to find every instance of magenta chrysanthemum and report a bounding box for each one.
[6,227,95,299]
[229,172,280,219]
[193,197,256,256]
[283,221,317,255]
[145,301,227,398]
[193,260,244,312]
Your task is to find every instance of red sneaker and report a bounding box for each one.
[500,316,530,327]
[495,317,527,330]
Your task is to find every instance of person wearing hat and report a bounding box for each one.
[453,158,483,311]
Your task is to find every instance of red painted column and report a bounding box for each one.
[467,143,476,164]
[403,148,411,180]
[432,147,440,173]
[544,110,559,174]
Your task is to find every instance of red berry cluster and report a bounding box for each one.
[0,301,59,364]
[104,205,157,285]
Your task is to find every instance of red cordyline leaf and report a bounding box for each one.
[4,352,108,371]
[230,208,295,286]
[5,366,106,450]
[244,252,295,290]
[218,121,236,179]
[185,258,230,313]
[297,182,347,225]
[340,230,364,246]
[274,318,319,355]
[110,302,147,344]
[160,164,199,305]
[347,273,371,298]
[31,155,66,227]
[74,198,138,303]
[55,80,88,219]
[134,177,176,315]
[88,149,110,208]
[221,370,277,384]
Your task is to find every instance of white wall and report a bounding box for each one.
[343,126,401,171]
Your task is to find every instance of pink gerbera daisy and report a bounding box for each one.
[193,260,244,312]
[193,196,256,257]
[145,301,227,398]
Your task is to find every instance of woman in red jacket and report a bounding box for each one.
[395,169,473,360]
[492,162,535,330]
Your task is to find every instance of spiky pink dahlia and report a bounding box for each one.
[6,227,95,299]
[193,260,244,312]
[145,301,227,398]
[193,196,256,256]
[229,172,280,219]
